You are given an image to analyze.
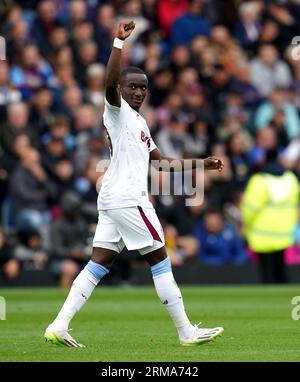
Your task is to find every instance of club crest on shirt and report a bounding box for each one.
[141,131,151,149]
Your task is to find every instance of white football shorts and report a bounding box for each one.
[93,206,165,255]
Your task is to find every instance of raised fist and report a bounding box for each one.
[117,21,135,40]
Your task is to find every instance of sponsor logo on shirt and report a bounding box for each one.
[141,131,151,150]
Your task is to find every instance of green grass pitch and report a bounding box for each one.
[0,285,300,362]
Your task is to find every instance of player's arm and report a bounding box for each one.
[105,21,135,107]
[150,148,224,172]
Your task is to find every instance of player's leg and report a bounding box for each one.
[44,246,119,347]
[109,206,223,345]
[143,245,224,346]
[44,210,123,347]
[143,246,195,340]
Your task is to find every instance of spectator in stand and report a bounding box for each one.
[52,63,77,103]
[10,43,55,100]
[224,89,249,124]
[0,227,20,280]
[75,155,101,224]
[51,158,75,199]
[209,25,237,65]
[194,208,248,265]
[42,115,75,151]
[258,20,280,50]
[157,0,188,38]
[53,45,74,68]
[73,104,98,139]
[73,128,106,177]
[46,22,70,63]
[163,225,187,266]
[94,3,116,65]
[266,1,300,51]
[156,112,194,159]
[1,133,31,174]
[6,16,31,63]
[116,0,150,45]
[49,191,89,287]
[47,22,69,55]
[175,66,200,99]
[70,20,94,50]
[31,0,57,56]
[149,67,174,107]
[169,45,191,77]
[84,63,105,109]
[247,126,278,172]
[254,87,300,141]
[189,119,210,157]
[41,136,69,177]
[61,85,83,127]
[1,102,38,153]
[234,2,261,50]
[74,40,98,87]
[0,61,21,110]
[206,142,233,205]
[139,42,161,75]
[29,86,56,136]
[226,130,251,190]
[14,229,48,271]
[10,148,57,233]
[241,149,300,283]
[231,64,262,111]
[156,92,184,127]
[171,0,211,46]
[204,64,232,125]
[250,45,292,97]
[67,0,88,39]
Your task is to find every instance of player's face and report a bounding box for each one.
[121,73,148,111]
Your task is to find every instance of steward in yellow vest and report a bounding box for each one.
[241,159,299,283]
[241,164,299,253]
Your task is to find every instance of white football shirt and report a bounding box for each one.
[98,97,157,210]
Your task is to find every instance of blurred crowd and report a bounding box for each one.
[0,0,300,286]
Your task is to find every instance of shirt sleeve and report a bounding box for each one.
[144,122,157,152]
[149,136,157,152]
[103,97,121,130]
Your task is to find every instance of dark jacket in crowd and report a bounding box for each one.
[9,166,57,216]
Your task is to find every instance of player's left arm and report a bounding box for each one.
[150,148,224,172]
[105,21,135,107]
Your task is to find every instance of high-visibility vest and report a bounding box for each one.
[241,171,299,252]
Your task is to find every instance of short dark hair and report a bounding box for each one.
[120,66,147,84]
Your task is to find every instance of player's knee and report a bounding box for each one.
[144,246,168,267]
[91,247,118,269]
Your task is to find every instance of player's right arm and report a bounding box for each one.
[105,21,135,107]
[150,148,224,172]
